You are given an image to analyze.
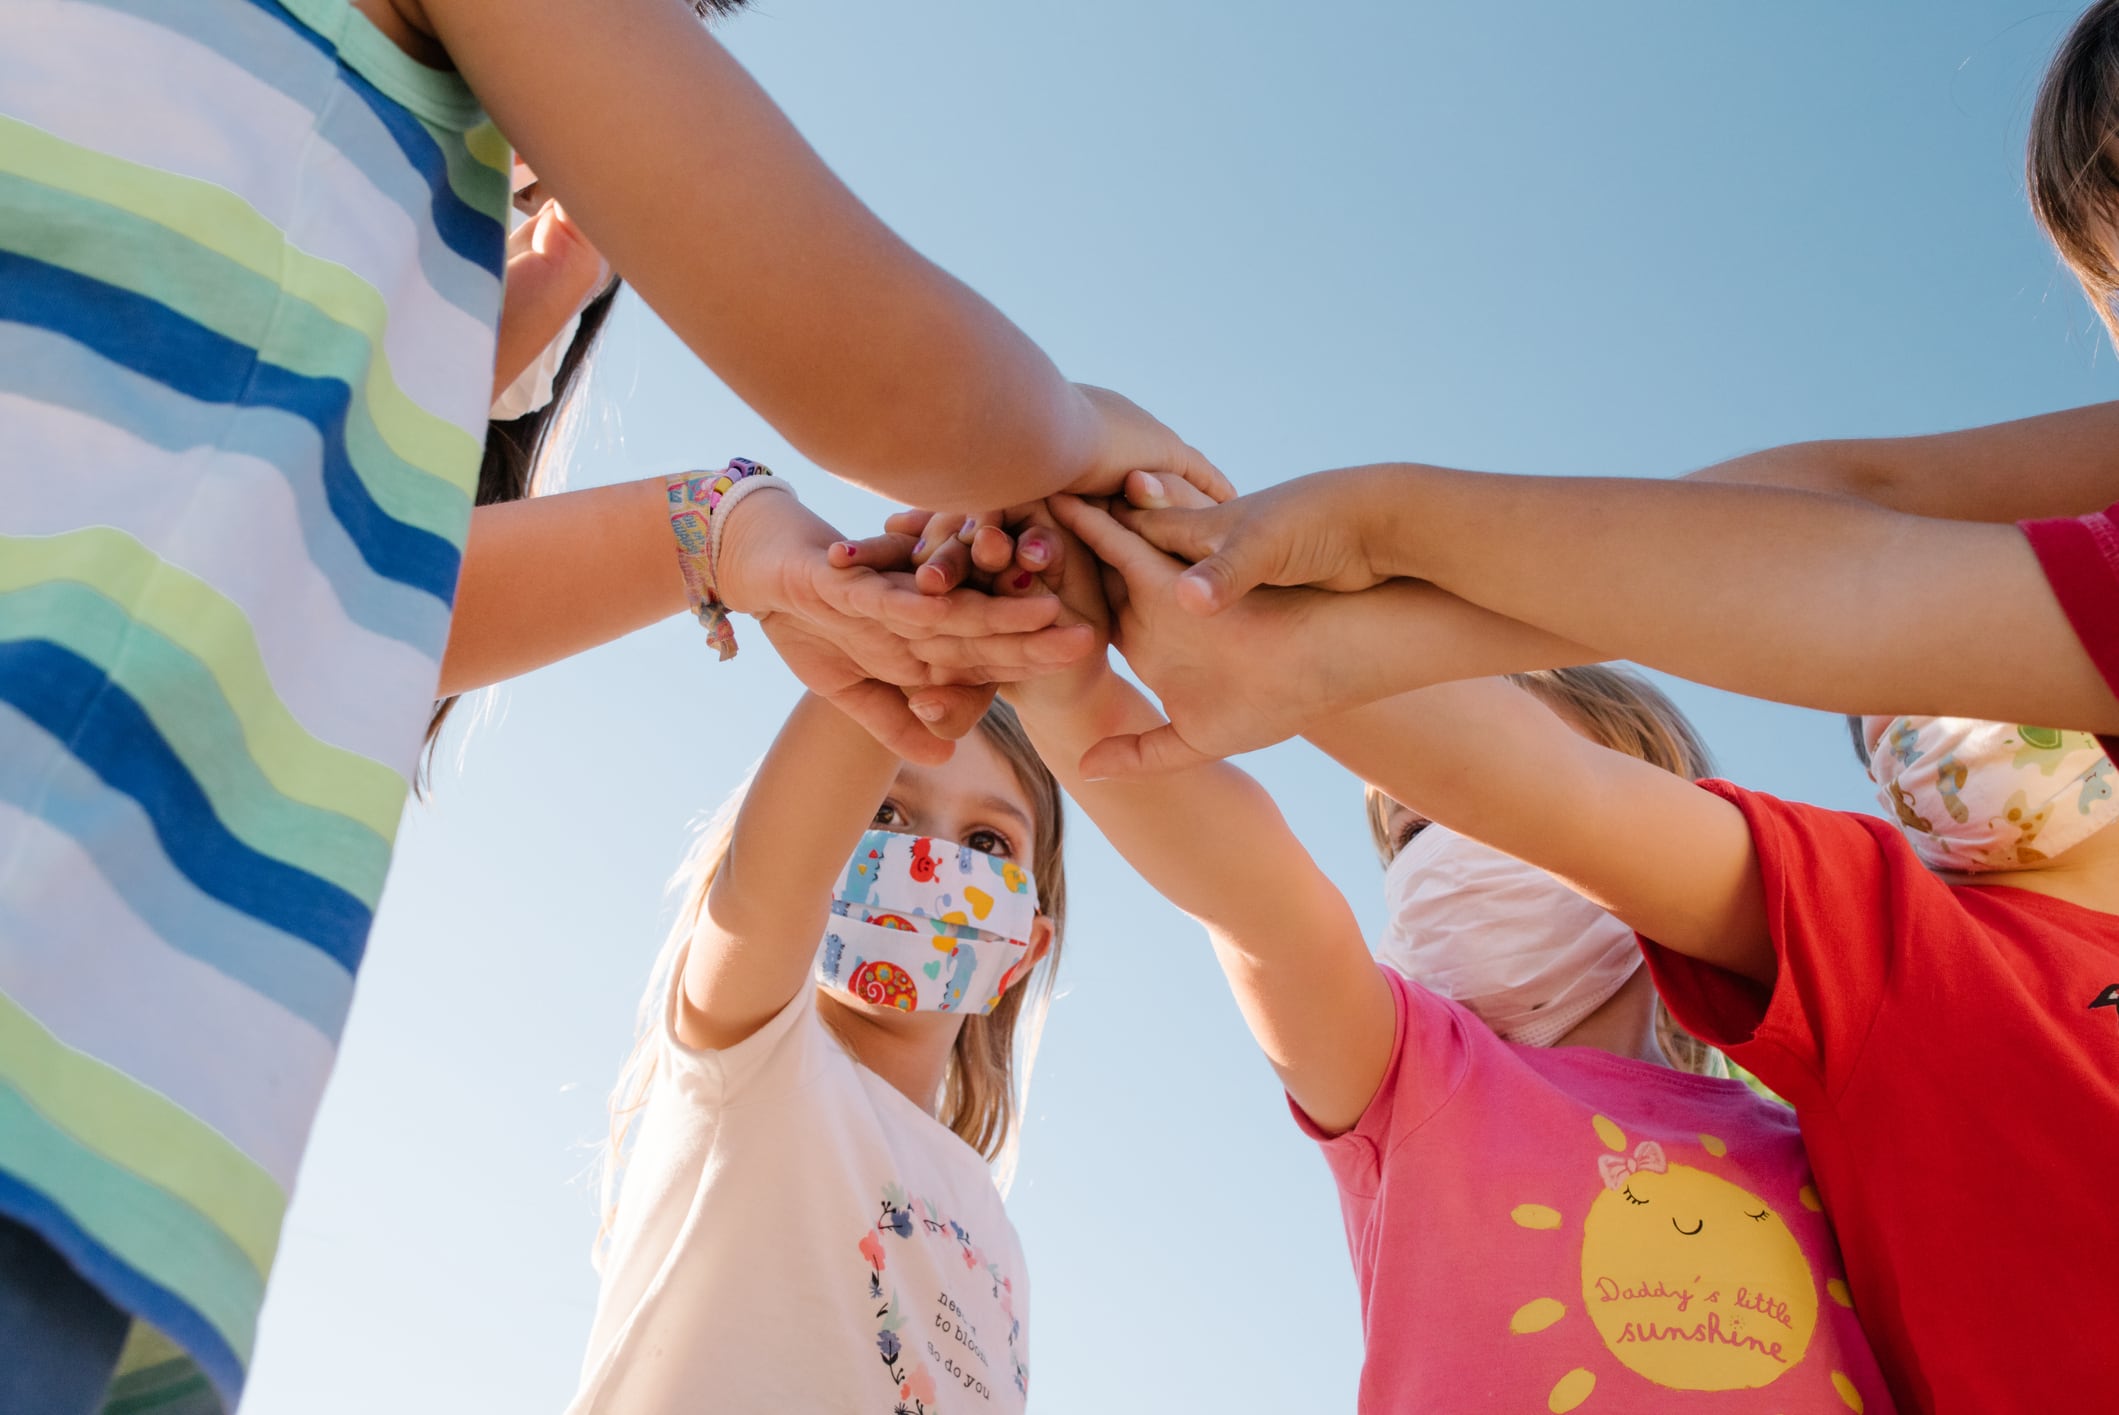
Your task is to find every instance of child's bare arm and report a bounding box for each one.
[1119,465,2115,734]
[1307,683,1773,984]
[411,0,1221,511]
[440,483,1090,763]
[679,693,899,1050]
[1057,498,1772,983]
[1682,400,2119,521]
[1015,671,1392,1132]
[1001,510,1392,1133]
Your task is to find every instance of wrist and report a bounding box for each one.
[713,482,810,617]
[1002,650,1118,720]
[1351,464,1425,581]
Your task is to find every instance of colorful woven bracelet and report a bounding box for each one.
[665,458,779,661]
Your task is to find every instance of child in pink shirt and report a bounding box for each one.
[997,508,1892,1413]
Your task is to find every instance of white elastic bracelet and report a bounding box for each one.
[706,473,796,594]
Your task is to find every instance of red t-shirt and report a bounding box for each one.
[1641,782,2119,1415]
[2023,504,2119,759]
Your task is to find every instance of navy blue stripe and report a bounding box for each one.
[0,1168,245,1411]
[0,641,371,971]
[238,0,505,276]
[0,251,461,605]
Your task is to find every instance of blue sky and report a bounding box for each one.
[244,3,2113,1411]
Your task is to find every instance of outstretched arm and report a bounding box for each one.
[1682,400,2119,521]
[997,511,1392,1132]
[1056,498,1771,982]
[680,692,899,1051]
[1306,683,1771,984]
[411,0,1223,510]
[1121,464,2116,732]
[439,478,1094,762]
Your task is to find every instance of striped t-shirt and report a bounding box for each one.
[0,0,506,1407]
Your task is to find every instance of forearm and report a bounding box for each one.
[1013,672,1346,939]
[688,693,899,1046]
[435,0,1098,509]
[439,477,682,697]
[1358,465,2117,730]
[1289,578,1595,715]
[1010,671,1390,1124]
[1309,681,1771,979]
[1684,401,2119,521]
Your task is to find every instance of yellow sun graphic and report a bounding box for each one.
[1505,1117,1864,1413]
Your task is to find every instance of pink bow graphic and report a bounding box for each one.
[1598,1140,1669,1191]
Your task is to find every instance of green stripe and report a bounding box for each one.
[0,165,474,549]
[0,580,392,905]
[0,992,281,1277]
[465,120,513,185]
[428,113,511,223]
[277,0,485,131]
[0,1008,277,1355]
[0,116,482,508]
[107,1329,216,1415]
[0,531,409,852]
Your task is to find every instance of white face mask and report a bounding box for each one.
[1863,716,2119,873]
[1378,824,1642,1047]
[815,831,1042,1015]
[489,306,580,422]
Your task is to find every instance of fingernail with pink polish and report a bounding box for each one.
[1012,572,1035,590]
[913,538,927,557]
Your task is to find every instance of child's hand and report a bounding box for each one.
[1067,384,1234,504]
[715,490,1094,761]
[988,502,1115,709]
[1048,495,1369,777]
[1115,466,1400,615]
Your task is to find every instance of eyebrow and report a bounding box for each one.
[977,795,1034,833]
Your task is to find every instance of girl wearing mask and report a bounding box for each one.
[991,508,1892,1413]
[1057,492,2119,1414]
[575,687,1065,1414]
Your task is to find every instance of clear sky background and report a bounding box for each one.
[244,3,2114,1411]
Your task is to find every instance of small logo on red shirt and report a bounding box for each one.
[2091,983,2119,1022]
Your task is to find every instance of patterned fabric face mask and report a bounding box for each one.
[815,831,1041,1015]
[1863,716,2119,873]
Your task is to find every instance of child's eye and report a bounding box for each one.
[1393,819,1430,852]
[966,827,1013,858]
[872,801,903,829]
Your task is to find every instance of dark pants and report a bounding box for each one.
[0,1217,128,1415]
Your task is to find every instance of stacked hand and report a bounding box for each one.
[815,461,1423,776]
[713,490,1093,765]
[735,422,1392,773]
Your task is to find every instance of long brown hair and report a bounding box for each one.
[1362,666,1726,1076]
[2029,0,2119,337]
[417,279,621,794]
[599,701,1068,1241]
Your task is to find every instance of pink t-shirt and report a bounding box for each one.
[1291,966,1894,1414]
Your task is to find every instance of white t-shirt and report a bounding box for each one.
[570,959,1030,1415]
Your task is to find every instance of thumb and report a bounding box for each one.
[1078,722,1213,780]
[905,684,996,739]
[1172,530,1267,617]
[837,681,956,766]
[1115,504,1229,567]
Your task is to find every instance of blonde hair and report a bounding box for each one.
[2029,0,2119,340]
[1362,666,1726,1077]
[599,700,1067,1240]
